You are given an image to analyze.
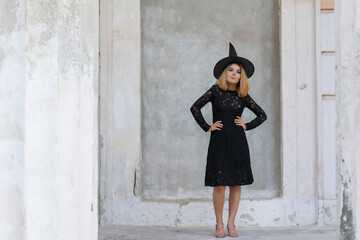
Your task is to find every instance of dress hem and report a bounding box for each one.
[205,182,254,187]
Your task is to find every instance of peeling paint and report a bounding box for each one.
[99,199,107,225]
[174,203,182,226]
[340,181,354,239]
[288,212,296,222]
[240,214,254,222]
[324,206,332,218]
[299,82,307,89]
[179,201,189,207]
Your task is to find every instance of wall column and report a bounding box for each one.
[0,0,26,239]
[24,0,99,239]
[335,0,360,239]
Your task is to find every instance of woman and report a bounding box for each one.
[190,42,267,238]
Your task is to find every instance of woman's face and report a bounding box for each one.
[226,63,241,84]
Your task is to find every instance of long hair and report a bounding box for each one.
[215,63,249,97]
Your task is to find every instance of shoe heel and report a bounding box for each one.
[215,222,225,238]
[227,223,239,237]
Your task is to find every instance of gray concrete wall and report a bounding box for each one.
[141,0,280,199]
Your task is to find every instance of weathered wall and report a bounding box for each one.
[335,0,360,239]
[317,0,337,226]
[100,0,326,227]
[99,0,143,225]
[0,0,26,239]
[24,0,99,239]
[0,0,99,239]
[141,0,280,200]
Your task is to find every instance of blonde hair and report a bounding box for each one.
[215,63,249,97]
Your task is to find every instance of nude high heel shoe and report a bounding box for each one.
[227,223,239,237]
[215,222,225,238]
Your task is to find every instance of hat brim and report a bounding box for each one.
[213,56,255,79]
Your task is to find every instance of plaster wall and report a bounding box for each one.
[0,0,99,239]
[24,1,99,238]
[317,2,337,226]
[0,0,26,239]
[335,0,360,238]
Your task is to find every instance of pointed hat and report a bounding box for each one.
[213,42,255,79]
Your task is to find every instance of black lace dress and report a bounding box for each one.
[190,84,267,186]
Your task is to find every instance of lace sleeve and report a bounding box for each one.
[244,93,267,131]
[190,85,216,132]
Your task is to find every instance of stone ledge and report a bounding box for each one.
[99,225,337,240]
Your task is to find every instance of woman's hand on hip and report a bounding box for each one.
[208,120,223,132]
[235,116,246,130]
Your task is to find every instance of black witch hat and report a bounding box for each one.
[213,42,255,79]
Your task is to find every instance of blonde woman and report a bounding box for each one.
[190,42,267,238]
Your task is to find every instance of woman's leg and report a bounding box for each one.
[228,185,241,228]
[213,186,226,230]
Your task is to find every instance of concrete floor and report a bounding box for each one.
[99,225,338,240]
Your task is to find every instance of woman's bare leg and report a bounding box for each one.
[213,186,226,231]
[228,185,241,230]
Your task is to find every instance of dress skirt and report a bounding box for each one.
[204,112,254,186]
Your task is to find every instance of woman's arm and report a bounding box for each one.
[244,93,267,131]
[190,85,216,132]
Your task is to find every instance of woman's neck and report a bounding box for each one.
[228,83,237,91]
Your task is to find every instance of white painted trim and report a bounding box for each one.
[316,0,324,225]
